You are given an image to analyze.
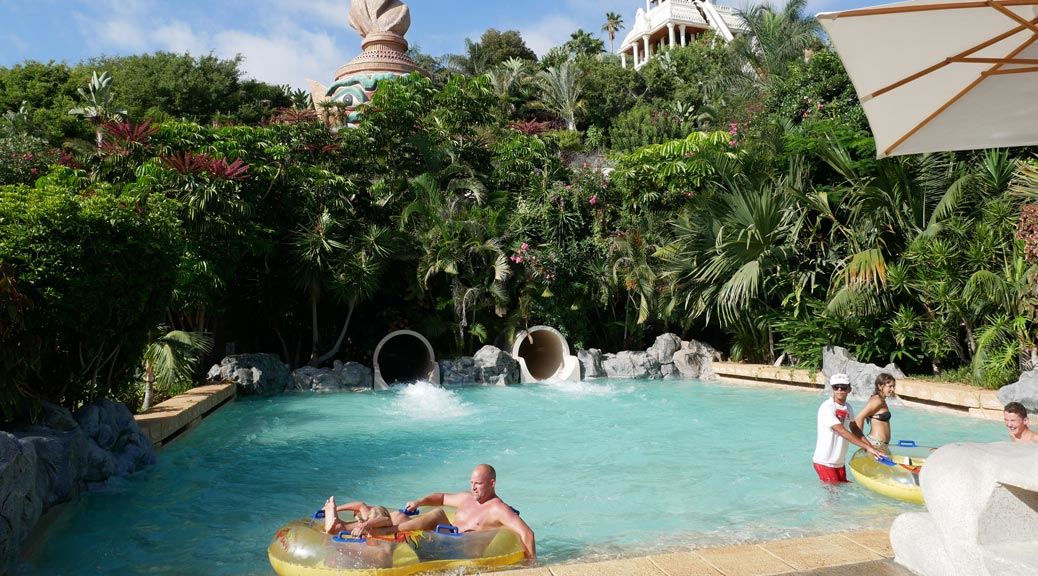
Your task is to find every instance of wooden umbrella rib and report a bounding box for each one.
[868,17,1037,99]
[826,0,1038,18]
[955,56,1038,63]
[983,64,1038,73]
[988,1,1038,31]
[885,31,1038,156]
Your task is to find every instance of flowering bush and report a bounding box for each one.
[0,135,60,185]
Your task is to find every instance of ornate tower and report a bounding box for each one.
[308,0,424,125]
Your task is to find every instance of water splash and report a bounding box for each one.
[383,380,474,420]
[537,378,626,396]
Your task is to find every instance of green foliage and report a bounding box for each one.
[0,176,182,416]
[0,134,60,185]
[453,29,537,75]
[609,101,696,151]
[0,60,88,143]
[576,54,644,134]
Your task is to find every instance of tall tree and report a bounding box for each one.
[537,59,583,131]
[450,29,537,75]
[602,12,625,53]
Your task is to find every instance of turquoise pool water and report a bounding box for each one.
[22,379,1005,574]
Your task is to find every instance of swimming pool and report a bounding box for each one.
[22,379,1004,575]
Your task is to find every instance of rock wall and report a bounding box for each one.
[206,353,291,396]
[439,345,520,386]
[822,346,905,402]
[584,334,720,380]
[288,361,373,392]
[0,401,155,575]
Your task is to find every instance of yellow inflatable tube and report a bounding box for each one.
[267,508,525,576]
[848,442,934,505]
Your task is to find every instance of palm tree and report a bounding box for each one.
[731,0,822,83]
[141,329,213,411]
[537,59,583,131]
[602,12,625,53]
[68,71,127,148]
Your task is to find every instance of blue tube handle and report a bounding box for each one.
[333,532,367,543]
[435,524,462,536]
[400,507,419,516]
[313,509,326,519]
[898,440,917,447]
[877,456,896,467]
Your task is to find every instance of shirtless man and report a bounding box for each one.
[399,464,536,561]
[1004,402,1038,443]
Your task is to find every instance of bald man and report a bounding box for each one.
[399,464,536,561]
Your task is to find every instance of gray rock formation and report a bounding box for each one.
[438,347,519,386]
[577,349,605,379]
[472,345,520,386]
[1,400,155,575]
[289,361,374,393]
[997,369,1038,412]
[602,351,662,379]
[207,353,290,396]
[438,357,477,386]
[648,333,682,364]
[672,339,721,380]
[822,346,904,402]
[891,442,1038,576]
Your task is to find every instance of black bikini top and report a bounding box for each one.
[869,411,892,422]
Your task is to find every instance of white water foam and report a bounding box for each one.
[382,380,474,420]
[537,378,627,396]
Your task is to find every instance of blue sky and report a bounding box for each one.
[0,0,869,90]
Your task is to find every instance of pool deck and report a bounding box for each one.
[134,382,236,447]
[489,529,912,576]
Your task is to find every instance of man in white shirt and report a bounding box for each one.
[813,373,884,483]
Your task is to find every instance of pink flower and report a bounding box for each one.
[510,255,524,264]
[520,243,530,252]
[589,194,598,206]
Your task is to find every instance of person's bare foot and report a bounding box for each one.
[323,497,337,533]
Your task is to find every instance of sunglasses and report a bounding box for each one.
[832,384,851,391]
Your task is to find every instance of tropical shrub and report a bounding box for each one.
[0,134,60,185]
[0,173,182,417]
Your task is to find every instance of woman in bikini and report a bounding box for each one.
[854,373,896,450]
[321,496,412,536]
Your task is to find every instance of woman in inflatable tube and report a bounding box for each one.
[268,502,527,576]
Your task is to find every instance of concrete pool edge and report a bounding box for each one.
[489,528,901,576]
[134,382,236,447]
[713,362,1004,421]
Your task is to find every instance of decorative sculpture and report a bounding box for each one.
[308,0,424,125]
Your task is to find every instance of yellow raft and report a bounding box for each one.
[848,441,934,505]
[267,508,525,576]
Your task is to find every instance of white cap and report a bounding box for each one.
[830,373,850,385]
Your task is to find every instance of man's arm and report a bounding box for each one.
[832,423,882,458]
[495,506,536,561]
[405,493,446,512]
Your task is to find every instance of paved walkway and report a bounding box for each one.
[482,529,914,576]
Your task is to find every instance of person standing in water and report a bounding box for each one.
[813,373,884,483]
[855,373,897,450]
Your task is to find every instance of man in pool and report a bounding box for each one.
[1003,402,1038,443]
[813,373,885,483]
[398,464,536,561]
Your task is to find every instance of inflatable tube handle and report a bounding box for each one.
[313,509,326,519]
[877,456,896,467]
[897,440,917,447]
[435,524,462,536]
[333,532,367,543]
[400,507,420,516]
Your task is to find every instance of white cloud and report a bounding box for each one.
[96,18,148,50]
[212,28,346,89]
[520,14,580,56]
[153,21,205,54]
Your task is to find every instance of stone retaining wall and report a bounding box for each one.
[713,362,1004,419]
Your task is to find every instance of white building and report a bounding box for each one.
[618,0,749,69]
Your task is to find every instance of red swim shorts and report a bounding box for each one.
[813,463,848,484]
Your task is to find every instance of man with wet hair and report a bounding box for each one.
[812,373,884,483]
[1003,402,1038,443]
[400,464,536,561]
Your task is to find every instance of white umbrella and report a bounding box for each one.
[818,0,1038,158]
